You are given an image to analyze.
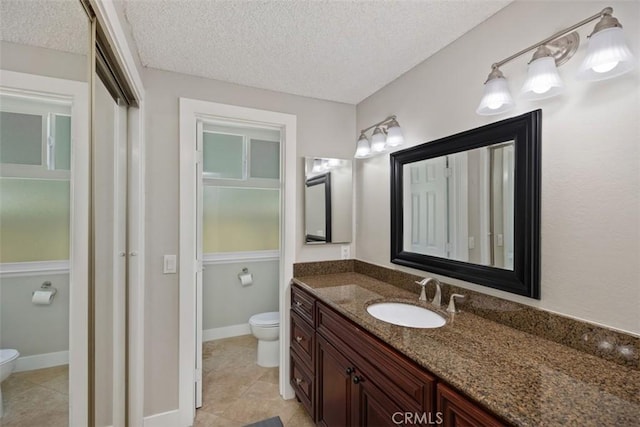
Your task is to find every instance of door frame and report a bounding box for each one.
[179,98,296,426]
[0,70,89,426]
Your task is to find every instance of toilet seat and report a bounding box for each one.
[249,311,279,327]
[0,349,19,365]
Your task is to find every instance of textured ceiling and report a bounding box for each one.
[123,0,511,104]
[0,0,88,55]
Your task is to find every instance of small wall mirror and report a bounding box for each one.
[390,110,541,298]
[305,157,352,244]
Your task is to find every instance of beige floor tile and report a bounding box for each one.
[258,368,279,385]
[1,365,69,425]
[195,409,244,427]
[12,365,68,386]
[198,335,307,427]
[220,395,299,424]
[283,406,315,427]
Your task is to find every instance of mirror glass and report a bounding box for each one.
[304,157,352,244]
[1,0,90,425]
[403,141,515,270]
[391,111,541,299]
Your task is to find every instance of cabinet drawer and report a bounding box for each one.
[317,301,436,413]
[290,311,315,370]
[290,351,315,420]
[291,283,315,325]
[437,383,507,427]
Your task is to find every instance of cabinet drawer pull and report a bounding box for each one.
[295,377,304,386]
[352,375,363,384]
[345,367,354,375]
[295,336,304,343]
[294,301,303,308]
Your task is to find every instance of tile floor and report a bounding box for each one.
[0,336,312,427]
[0,364,69,427]
[195,335,315,427]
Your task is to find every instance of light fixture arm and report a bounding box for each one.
[359,115,397,134]
[490,7,614,71]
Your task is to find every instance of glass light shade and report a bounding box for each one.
[476,77,514,115]
[354,135,371,158]
[577,27,636,81]
[371,127,387,152]
[385,124,404,147]
[521,56,565,100]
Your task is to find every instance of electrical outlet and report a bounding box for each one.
[341,245,350,260]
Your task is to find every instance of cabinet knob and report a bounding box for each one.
[294,378,304,386]
[352,375,362,384]
[294,301,303,307]
[295,336,303,343]
[345,367,354,375]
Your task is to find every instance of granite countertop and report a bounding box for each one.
[293,272,640,427]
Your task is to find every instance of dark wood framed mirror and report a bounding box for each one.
[390,110,541,298]
[305,172,332,243]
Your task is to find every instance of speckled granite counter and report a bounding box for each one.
[293,272,640,427]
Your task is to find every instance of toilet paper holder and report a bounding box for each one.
[237,268,253,286]
[36,281,57,295]
[32,281,57,305]
[41,281,56,291]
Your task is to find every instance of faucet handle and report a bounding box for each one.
[415,279,428,301]
[447,294,466,313]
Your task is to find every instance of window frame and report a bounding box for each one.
[0,91,73,180]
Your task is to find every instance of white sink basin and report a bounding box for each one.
[366,302,446,328]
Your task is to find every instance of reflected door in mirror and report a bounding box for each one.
[403,142,515,270]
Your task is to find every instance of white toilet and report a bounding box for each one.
[0,349,20,417]
[248,312,280,367]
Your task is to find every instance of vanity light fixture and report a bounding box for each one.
[477,7,636,116]
[354,115,404,158]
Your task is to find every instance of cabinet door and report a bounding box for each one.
[356,376,407,427]
[437,383,506,427]
[317,334,354,427]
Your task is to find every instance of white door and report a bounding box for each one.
[195,120,204,408]
[93,77,128,427]
[409,156,449,257]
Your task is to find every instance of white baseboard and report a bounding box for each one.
[14,350,69,372]
[143,409,181,427]
[202,323,251,342]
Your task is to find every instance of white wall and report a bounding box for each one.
[203,260,279,330]
[0,273,69,356]
[356,1,640,335]
[143,67,355,415]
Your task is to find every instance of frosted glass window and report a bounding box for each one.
[250,139,279,179]
[203,132,244,179]
[54,115,71,170]
[0,111,43,165]
[203,187,280,252]
[0,178,70,262]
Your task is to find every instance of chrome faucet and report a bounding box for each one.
[447,294,466,313]
[415,277,442,306]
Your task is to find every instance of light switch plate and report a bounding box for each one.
[163,254,177,274]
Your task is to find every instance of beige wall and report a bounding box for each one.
[143,67,355,415]
[356,1,640,335]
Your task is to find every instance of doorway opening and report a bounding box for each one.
[179,99,296,426]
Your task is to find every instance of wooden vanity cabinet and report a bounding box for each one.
[290,282,508,427]
[437,383,505,427]
[290,284,317,420]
